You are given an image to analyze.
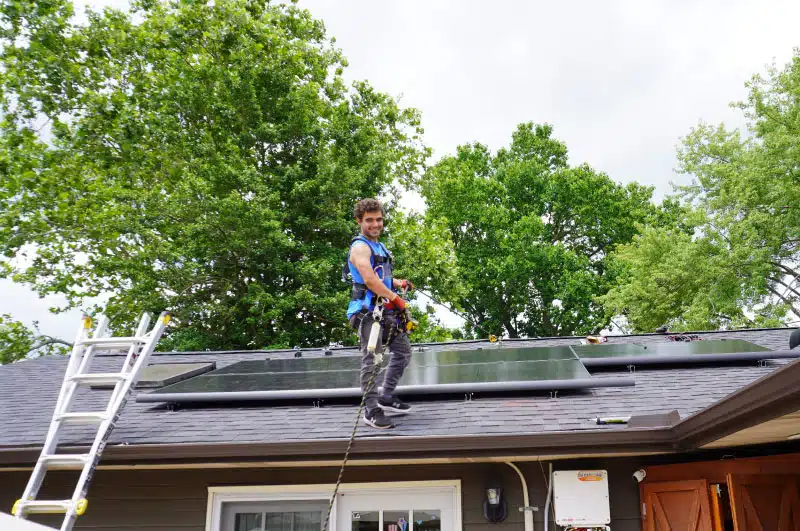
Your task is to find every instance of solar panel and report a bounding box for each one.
[143,370,366,396]
[572,339,768,358]
[409,346,577,367]
[403,358,591,384]
[90,362,216,389]
[573,339,800,367]
[212,357,361,374]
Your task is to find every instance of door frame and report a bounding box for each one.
[206,480,462,531]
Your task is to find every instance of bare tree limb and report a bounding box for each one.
[772,261,800,279]
[766,285,800,319]
[29,336,73,352]
[771,276,800,299]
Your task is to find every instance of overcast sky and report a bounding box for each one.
[2,0,799,341]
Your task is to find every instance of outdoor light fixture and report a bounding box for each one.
[483,487,508,523]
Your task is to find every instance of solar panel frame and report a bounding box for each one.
[580,349,800,367]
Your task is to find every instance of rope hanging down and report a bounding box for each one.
[321,299,393,531]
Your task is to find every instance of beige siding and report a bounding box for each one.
[0,459,643,531]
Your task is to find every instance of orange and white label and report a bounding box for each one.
[577,471,604,482]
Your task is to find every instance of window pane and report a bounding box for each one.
[351,511,380,531]
[413,510,441,531]
[383,511,410,531]
[222,501,326,531]
[265,512,292,531]
[294,511,322,531]
[235,513,263,531]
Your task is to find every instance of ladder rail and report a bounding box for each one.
[74,315,111,376]
[107,312,152,412]
[13,311,171,531]
[61,312,170,531]
[16,317,95,506]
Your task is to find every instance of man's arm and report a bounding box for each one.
[350,243,399,301]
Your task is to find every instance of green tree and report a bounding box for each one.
[0,314,71,364]
[602,51,800,332]
[418,122,659,338]
[0,0,429,349]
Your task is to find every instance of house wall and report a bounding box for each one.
[0,457,646,531]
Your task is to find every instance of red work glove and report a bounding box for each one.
[399,279,415,292]
[384,296,407,311]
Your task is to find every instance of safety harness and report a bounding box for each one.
[342,235,393,309]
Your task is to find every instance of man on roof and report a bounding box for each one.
[346,198,414,430]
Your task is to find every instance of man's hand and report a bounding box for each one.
[383,296,407,311]
[395,279,414,292]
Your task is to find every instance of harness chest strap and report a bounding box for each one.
[346,236,392,301]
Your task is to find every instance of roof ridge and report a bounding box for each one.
[125,326,798,357]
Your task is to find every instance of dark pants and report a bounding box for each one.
[349,311,412,411]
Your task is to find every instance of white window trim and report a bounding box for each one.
[206,480,462,531]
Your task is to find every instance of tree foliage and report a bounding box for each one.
[0,314,71,364]
[0,0,430,349]
[602,51,800,332]
[418,122,659,338]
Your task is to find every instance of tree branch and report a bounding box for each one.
[772,261,800,279]
[29,336,73,353]
[771,277,800,299]
[766,285,800,319]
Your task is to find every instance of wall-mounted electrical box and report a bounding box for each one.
[553,470,611,527]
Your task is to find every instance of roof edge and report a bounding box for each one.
[0,427,676,466]
[673,358,800,448]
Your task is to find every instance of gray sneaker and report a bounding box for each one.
[377,396,411,415]
[362,408,394,429]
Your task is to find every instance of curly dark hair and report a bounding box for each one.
[353,198,384,221]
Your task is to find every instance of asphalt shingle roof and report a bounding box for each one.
[0,328,796,450]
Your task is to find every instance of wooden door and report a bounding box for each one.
[642,480,714,531]
[727,474,800,531]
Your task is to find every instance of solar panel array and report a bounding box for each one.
[136,338,797,404]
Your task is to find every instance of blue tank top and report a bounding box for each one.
[346,236,393,318]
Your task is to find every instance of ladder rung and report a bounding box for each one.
[70,373,128,386]
[56,412,108,424]
[14,498,88,516]
[40,454,90,469]
[77,336,147,348]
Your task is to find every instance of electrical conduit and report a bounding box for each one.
[544,463,553,531]
[505,462,534,531]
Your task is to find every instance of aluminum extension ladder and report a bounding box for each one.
[12,311,171,531]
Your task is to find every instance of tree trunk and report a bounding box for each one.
[503,319,518,338]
